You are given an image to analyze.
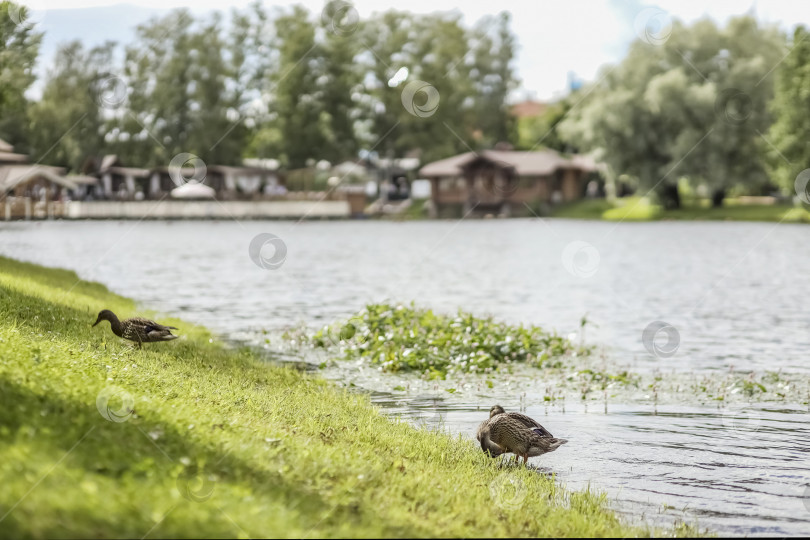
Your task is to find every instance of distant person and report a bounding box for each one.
[586,180,599,198]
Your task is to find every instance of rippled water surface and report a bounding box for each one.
[2,219,809,535]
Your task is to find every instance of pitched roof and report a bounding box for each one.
[0,151,29,164]
[0,165,74,193]
[106,166,150,177]
[419,149,598,178]
[418,152,477,177]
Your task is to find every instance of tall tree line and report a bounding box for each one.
[558,15,786,208]
[1,0,519,172]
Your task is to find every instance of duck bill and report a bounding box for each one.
[92,317,101,327]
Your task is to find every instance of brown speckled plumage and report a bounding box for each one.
[476,404,567,465]
[93,309,178,348]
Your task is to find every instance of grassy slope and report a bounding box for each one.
[552,197,810,223]
[0,256,662,538]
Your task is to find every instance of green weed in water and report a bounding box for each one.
[310,303,592,378]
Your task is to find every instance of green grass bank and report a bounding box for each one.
[0,255,689,538]
[551,197,810,222]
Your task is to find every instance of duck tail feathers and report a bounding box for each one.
[548,438,568,451]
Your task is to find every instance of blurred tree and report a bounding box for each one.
[469,12,519,148]
[18,3,523,172]
[318,0,362,163]
[231,1,282,160]
[670,17,785,205]
[27,40,115,171]
[516,97,577,153]
[0,1,42,152]
[764,25,810,196]
[358,10,415,157]
[362,11,493,162]
[559,16,784,208]
[113,9,246,167]
[268,6,328,168]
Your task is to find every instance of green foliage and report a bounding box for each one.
[517,97,576,153]
[559,15,785,207]
[552,197,810,222]
[468,12,519,148]
[0,1,42,152]
[270,6,327,168]
[310,302,590,378]
[27,40,115,170]
[765,25,810,194]
[10,3,521,171]
[109,10,247,168]
[359,9,519,163]
[0,255,659,538]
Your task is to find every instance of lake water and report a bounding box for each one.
[2,219,809,535]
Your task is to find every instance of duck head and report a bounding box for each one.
[489,404,506,418]
[92,309,116,327]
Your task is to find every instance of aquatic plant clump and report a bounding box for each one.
[310,303,592,377]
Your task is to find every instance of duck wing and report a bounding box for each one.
[127,318,179,340]
[504,412,555,438]
[489,415,567,457]
[129,317,177,331]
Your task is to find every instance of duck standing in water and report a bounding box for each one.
[92,309,179,349]
[477,404,567,465]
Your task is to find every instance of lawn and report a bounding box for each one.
[551,197,810,223]
[0,255,680,538]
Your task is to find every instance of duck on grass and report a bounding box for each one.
[92,309,179,349]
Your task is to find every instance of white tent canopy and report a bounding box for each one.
[170,180,216,199]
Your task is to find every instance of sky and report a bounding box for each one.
[20,0,810,101]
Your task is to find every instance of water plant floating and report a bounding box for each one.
[92,309,178,349]
[310,303,592,378]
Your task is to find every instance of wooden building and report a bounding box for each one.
[84,155,151,200]
[81,155,287,201]
[147,164,285,200]
[419,149,599,217]
[0,139,79,219]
